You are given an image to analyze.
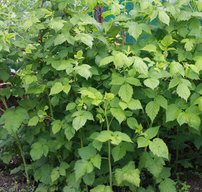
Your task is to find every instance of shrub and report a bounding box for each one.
[0,0,202,191]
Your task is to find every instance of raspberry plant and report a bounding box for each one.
[0,0,202,191]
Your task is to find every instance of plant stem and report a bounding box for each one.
[15,133,29,184]
[1,97,8,109]
[47,95,54,119]
[104,103,112,189]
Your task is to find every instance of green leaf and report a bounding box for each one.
[78,145,96,160]
[142,44,157,52]
[111,73,125,85]
[115,162,140,187]
[159,178,176,192]
[72,111,94,131]
[127,117,139,130]
[111,131,133,145]
[54,34,66,46]
[146,101,160,122]
[100,56,114,66]
[169,78,180,89]
[112,145,126,162]
[177,112,188,126]
[0,107,29,135]
[118,83,133,103]
[158,10,170,25]
[144,78,159,90]
[72,116,87,131]
[149,138,169,159]
[155,95,167,109]
[176,83,190,101]
[133,57,148,76]
[90,154,101,169]
[64,124,75,141]
[75,64,92,79]
[90,185,112,192]
[126,77,141,86]
[28,116,39,126]
[83,172,95,186]
[95,130,112,143]
[166,104,181,122]
[110,108,126,124]
[170,62,184,76]
[52,120,62,134]
[77,33,93,48]
[127,22,142,40]
[50,82,63,95]
[51,168,60,182]
[49,18,65,31]
[139,152,164,178]
[127,99,142,110]
[144,126,159,140]
[74,160,93,181]
[30,142,49,161]
[137,137,150,148]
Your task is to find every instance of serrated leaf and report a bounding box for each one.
[176,83,190,101]
[166,104,181,122]
[78,145,96,160]
[137,137,150,148]
[100,56,114,66]
[54,34,66,46]
[30,142,47,161]
[112,145,126,162]
[127,99,142,110]
[118,83,133,102]
[95,130,112,143]
[74,160,93,181]
[52,120,62,134]
[146,101,160,122]
[170,62,184,76]
[115,162,140,187]
[155,95,167,109]
[0,107,29,135]
[149,138,169,159]
[111,73,125,85]
[90,185,112,192]
[144,126,159,140]
[159,10,170,25]
[28,116,39,126]
[159,178,176,192]
[72,116,87,131]
[51,168,60,182]
[110,108,126,124]
[127,22,142,40]
[144,78,159,90]
[111,131,133,145]
[64,124,75,141]
[133,57,148,76]
[50,82,63,95]
[77,33,93,47]
[75,64,92,79]
[90,154,101,169]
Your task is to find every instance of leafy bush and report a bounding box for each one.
[0,0,202,191]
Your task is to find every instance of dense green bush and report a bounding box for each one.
[0,0,202,191]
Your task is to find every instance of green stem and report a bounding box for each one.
[104,103,112,189]
[15,133,29,184]
[175,126,179,176]
[47,95,54,119]
[1,97,8,109]
[0,107,5,113]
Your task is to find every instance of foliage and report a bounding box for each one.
[0,0,202,191]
